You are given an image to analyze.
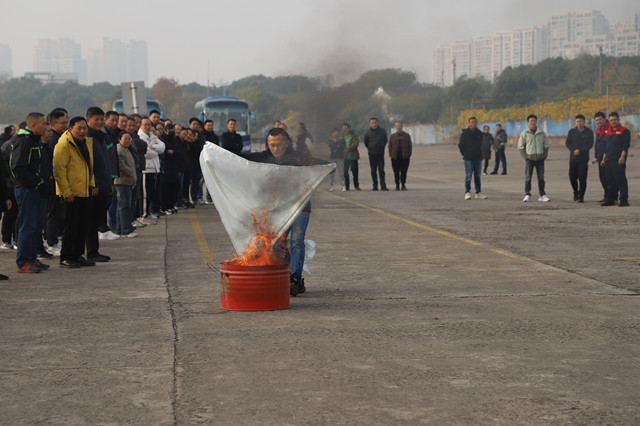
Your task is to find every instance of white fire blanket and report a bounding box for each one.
[200,143,336,253]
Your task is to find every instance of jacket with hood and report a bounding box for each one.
[53,130,95,198]
[518,126,549,161]
[138,129,165,173]
[114,144,137,187]
[87,126,113,193]
[9,128,43,190]
[494,128,507,151]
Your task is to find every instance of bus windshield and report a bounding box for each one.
[204,102,249,136]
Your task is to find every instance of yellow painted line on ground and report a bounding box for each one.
[331,194,528,261]
[188,211,215,265]
[534,257,640,261]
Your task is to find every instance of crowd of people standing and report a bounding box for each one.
[0,107,233,276]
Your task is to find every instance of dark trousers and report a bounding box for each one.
[61,197,90,262]
[493,149,507,173]
[391,157,410,186]
[368,153,386,189]
[14,187,42,266]
[97,192,112,233]
[189,167,202,202]
[134,171,143,219]
[483,158,490,173]
[45,196,65,246]
[569,160,589,199]
[86,194,110,258]
[2,190,18,244]
[524,159,545,196]
[597,161,609,200]
[162,180,178,211]
[605,160,628,203]
[144,173,161,216]
[343,159,359,190]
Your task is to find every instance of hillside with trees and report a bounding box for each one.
[1,54,639,135]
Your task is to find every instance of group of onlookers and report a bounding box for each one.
[457,111,630,205]
[325,118,414,192]
[0,107,237,276]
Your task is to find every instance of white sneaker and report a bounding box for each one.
[523,194,531,202]
[464,192,472,200]
[123,232,138,238]
[341,186,346,192]
[538,195,550,202]
[475,193,488,199]
[197,199,206,205]
[47,241,62,256]
[141,217,157,225]
[132,219,146,228]
[329,185,334,192]
[99,231,120,240]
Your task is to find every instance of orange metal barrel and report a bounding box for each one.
[220,263,290,311]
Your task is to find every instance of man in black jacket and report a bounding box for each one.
[202,119,219,145]
[221,119,244,155]
[243,127,327,297]
[10,112,50,273]
[363,117,388,190]
[565,114,593,203]
[458,117,487,200]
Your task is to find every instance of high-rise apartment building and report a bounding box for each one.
[0,44,11,77]
[432,10,640,86]
[87,38,148,85]
[33,39,87,84]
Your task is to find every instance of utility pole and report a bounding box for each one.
[606,85,609,116]
[598,46,603,96]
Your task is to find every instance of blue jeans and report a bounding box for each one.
[108,188,118,228]
[115,185,134,235]
[464,160,482,193]
[285,212,310,279]
[14,187,43,266]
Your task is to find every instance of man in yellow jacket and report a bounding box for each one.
[53,117,98,268]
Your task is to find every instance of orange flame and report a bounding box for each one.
[224,209,287,266]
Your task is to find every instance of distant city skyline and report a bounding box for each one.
[1,0,639,86]
[433,10,640,86]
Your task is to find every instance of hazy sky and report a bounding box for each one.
[2,0,638,86]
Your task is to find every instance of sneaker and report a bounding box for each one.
[197,199,206,205]
[464,192,472,200]
[0,273,8,280]
[32,259,50,270]
[99,231,120,240]
[482,172,487,176]
[538,195,550,202]
[381,186,389,191]
[132,219,147,228]
[123,232,138,238]
[149,213,159,219]
[523,194,531,202]
[372,187,378,191]
[501,172,507,175]
[618,200,629,207]
[186,202,196,209]
[1,242,15,250]
[89,253,110,263]
[401,184,407,191]
[475,193,488,199]
[18,261,40,273]
[329,184,334,192]
[170,208,178,214]
[47,241,62,256]
[161,209,173,215]
[141,217,157,225]
[489,171,498,175]
[341,186,347,192]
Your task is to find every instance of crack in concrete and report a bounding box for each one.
[163,219,179,426]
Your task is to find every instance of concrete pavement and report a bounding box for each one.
[1,144,639,424]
